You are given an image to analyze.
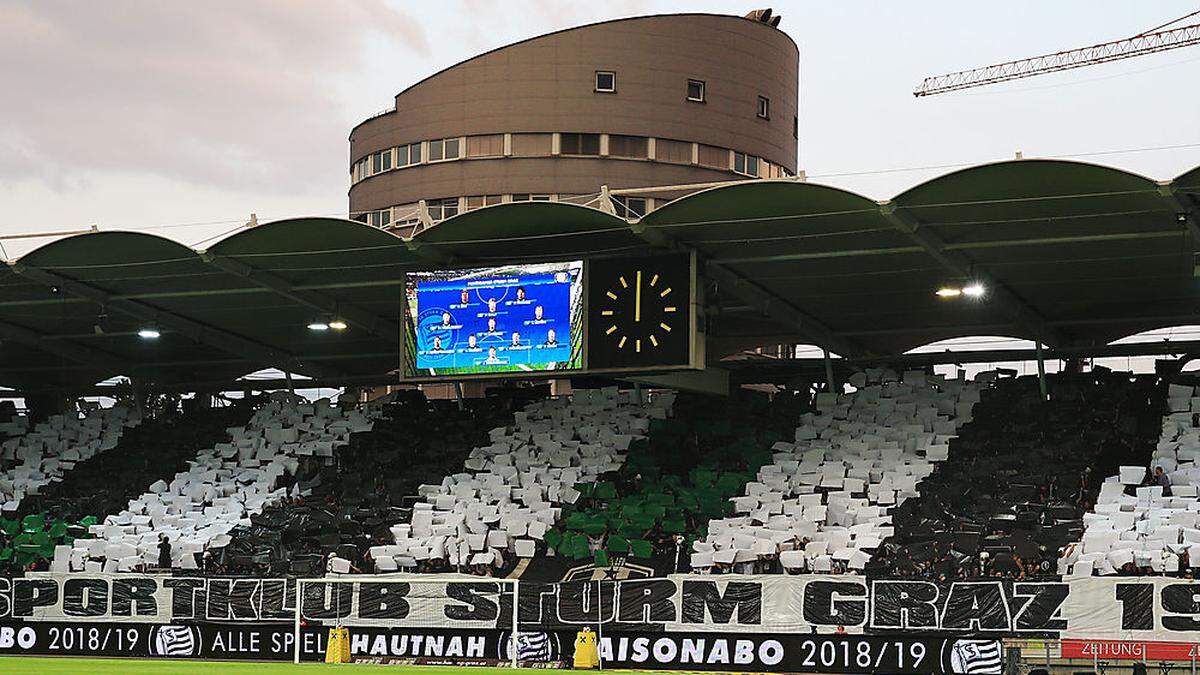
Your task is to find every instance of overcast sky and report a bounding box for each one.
[2,0,1199,260]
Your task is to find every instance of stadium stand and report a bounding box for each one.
[18,404,250,525]
[216,388,533,576]
[695,370,978,574]
[551,389,813,571]
[0,404,139,513]
[0,401,27,442]
[877,370,1162,581]
[70,393,380,572]
[1065,381,1200,577]
[368,387,670,574]
[3,369,1163,581]
[0,403,141,574]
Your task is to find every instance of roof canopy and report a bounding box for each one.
[1,159,1196,391]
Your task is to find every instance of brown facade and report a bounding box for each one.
[348,12,799,225]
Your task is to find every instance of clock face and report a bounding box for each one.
[600,269,678,354]
[587,253,692,369]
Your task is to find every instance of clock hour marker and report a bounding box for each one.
[601,310,613,316]
[606,325,617,335]
[618,336,627,349]
[660,287,672,298]
[650,335,658,347]
[664,306,676,312]
[660,322,672,332]
[606,291,617,300]
[650,274,659,286]
[619,276,628,289]
[636,339,641,352]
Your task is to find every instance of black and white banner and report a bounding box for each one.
[5,573,1200,642]
[595,632,1002,674]
[0,621,558,664]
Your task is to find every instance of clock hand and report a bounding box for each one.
[635,270,642,323]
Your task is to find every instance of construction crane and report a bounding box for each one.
[915,9,1200,97]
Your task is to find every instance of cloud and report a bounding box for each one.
[0,1,428,193]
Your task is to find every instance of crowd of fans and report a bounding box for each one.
[1,367,1193,583]
[871,369,1163,581]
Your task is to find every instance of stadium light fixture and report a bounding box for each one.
[328,319,348,331]
[935,287,962,298]
[137,327,161,339]
[307,321,330,331]
[962,283,986,298]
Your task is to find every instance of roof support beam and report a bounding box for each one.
[403,237,456,265]
[200,253,400,344]
[0,318,136,374]
[7,262,340,379]
[1157,181,1200,243]
[703,264,862,357]
[628,219,865,357]
[877,200,1064,346]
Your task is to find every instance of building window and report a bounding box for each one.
[595,71,616,93]
[466,134,504,158]
[757,96,770,119]
[465,195,503,211]
[511,194,553,202]
[613,196,647,219]
[734,151,760,177]
[511,133,553,157]
[367,209,391,227]
[687,79,705,102]
[793,115,799,139]
[656,138,693,164]
[427,198,459,221]
[397,142,422,167]
[428,138,461,162]
[371,149,391,173]
[697,144,728,170]
[560,133,600,156]
[607,134,648,159]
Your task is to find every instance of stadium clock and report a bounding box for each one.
[587,253,694,369]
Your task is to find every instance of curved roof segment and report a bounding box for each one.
[1,160,1197,390]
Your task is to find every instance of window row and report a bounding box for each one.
[594,71,772,121]
[353,193,659,230]
[352,133,793,184]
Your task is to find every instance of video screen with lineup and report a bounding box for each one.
[403,261,584,377]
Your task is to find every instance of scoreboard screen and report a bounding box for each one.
[403,261,584,377]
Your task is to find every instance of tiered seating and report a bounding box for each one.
[219,389,528,576]
[71,393,380,572]
[19,404,250,522]
[695,370,978,574]
[880,370,1161,579]
[1066,382,1199,576]
[0,402,28,442]
[370,387,670,573]
[0,405,139,513]
[548,390,810,567]
[0,405,246,574]
[0,513,95,573]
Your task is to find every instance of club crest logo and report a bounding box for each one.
[151,624,202,657]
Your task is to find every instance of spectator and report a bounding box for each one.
[1154,466,1172,497]
[158,535,172,570]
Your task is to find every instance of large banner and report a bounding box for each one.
[0,619,995,673]
[0,621,554,664]
[594,632,1002,673]
[4,573,1200,643]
